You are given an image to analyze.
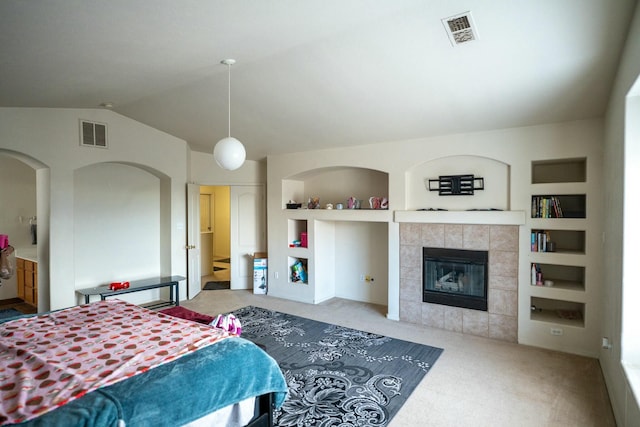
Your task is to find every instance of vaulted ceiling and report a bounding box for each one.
[1,0,637,160]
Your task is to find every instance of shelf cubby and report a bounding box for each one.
[530,229,586,254]
[531,158,586,184]
[288,256,308,285]
[530,262,585,291]
[531,194,586,218]
[288,219,308,248]
[530,296,585,327]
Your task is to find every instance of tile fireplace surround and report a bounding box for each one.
[400,223,519,342]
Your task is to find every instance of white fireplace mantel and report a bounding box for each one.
[394,210,526,225]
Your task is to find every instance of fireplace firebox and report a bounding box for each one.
[423,247,488,311]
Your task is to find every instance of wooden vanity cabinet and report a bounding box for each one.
[16,257,37,307]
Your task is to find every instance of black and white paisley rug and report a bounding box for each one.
[231,306,443,427]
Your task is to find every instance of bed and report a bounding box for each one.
[0,299,288,427]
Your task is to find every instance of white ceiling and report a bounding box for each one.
[1,0,637,160]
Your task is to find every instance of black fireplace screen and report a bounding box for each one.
[423,247,488,311]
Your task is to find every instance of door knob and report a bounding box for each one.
[185,244,196,250]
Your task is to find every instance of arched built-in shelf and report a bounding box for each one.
[282,166,389,211]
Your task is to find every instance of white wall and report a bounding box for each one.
[190,151,266,185]
[73,163,163,305]
[624,89,640,367]
[334,221,388,305]
[601,1,640,425]
[0,107,189,310]
[406,155,510,211]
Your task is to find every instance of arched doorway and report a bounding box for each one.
[0,149,49,313]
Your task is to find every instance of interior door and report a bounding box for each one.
[230,185,265,290]
[186,183,201,299]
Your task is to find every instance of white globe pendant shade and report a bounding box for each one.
[214,59,246,171]
[214,136,246,171]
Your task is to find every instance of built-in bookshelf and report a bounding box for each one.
[523,156,597,354]
[287,219,309,284]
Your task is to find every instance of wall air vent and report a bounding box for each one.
[442,11,478,46]
[80,119,108,148]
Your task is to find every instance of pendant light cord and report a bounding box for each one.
[227,62,231,138]
[220,59,236,139]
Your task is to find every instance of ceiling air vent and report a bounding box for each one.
[442,11,478,46]
[80,119,108,148]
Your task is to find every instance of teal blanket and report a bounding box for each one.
[10,337,288,426]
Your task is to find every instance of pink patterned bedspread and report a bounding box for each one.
[0,299,232,425]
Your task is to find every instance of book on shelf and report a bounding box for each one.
[530,232,536,251]
[531,196,563,218]
[531,230,551,252]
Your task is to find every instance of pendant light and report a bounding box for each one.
[213,59,246,171]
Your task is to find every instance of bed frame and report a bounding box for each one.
[247,393,275,427]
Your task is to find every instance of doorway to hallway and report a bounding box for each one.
[186,183,265,299]
[199,186,230,289]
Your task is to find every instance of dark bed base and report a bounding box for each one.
[245,392,275,427]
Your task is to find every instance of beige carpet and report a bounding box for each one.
[182,289,616,427]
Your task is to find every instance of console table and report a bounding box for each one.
[77,275,185,309]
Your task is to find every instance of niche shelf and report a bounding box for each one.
[530,262,585,292]
[282,166,389,211]
[531,158,586,184]
[288,219,307,248]
[530,229,586,254]
[530,296,585,327]
[288,256,308,285]
[531,194,586,218]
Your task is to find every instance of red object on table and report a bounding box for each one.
[109,281,130,290]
